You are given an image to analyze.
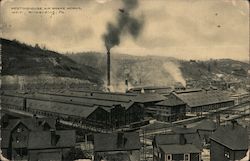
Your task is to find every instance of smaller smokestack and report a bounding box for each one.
[216,114,220,127]
[125,79,128,92]
[231,120,238,129]
[2,115,9,128]
[107,49,111,87]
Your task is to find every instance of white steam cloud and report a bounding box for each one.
[163,62,186,86]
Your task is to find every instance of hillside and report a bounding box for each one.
[68,52,249,90]
[2,38,248,91]
[1,38,103,85]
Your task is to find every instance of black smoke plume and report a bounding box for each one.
[103,0,144,51]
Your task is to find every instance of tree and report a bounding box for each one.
[35,43,40,49]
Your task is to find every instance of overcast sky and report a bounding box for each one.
[1,0,249,60]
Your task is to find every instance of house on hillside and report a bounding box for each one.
[153,131,202,161]
[93,132,141,161]
[210,122,248,161]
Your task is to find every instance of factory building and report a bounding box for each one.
[2,89,236,130]
[210,122,249,161]
[146,93,186,122]
[174,89,234,113]
[93,132,141,161]
[1,91,145,129]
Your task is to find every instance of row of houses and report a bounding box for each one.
[1,114,249,161]
[93,120,249,161]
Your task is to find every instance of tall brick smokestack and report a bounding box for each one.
[107,49,111,86]
[102,0,144,88]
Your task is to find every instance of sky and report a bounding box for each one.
[1,0,249,61]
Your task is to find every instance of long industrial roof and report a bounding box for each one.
[132,93,166,103]
[174,89,233,108]
[27,99,98,118]
[156,93,185,106]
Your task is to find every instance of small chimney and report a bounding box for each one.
[2,115,9,128]
[216,114,221,127]
[231,120,238,129]
[179,134,186,145]
[50,129,57,146]
[117,132,124,148]
[125,79,128,92]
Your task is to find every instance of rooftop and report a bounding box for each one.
[210,123,248,150]
[94,132,141,152]
[41,90,136,102]
[28,130,75,149]
[172,126,197,134]
[141,121,170,131]
[4,118,56,131]
[194,119,217,131]
[156,93,185,106]
[174,89,233,108]
[154,132,202,150]
[27,99,98,118]
[31,93,134,109]
[132,93,166,103]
